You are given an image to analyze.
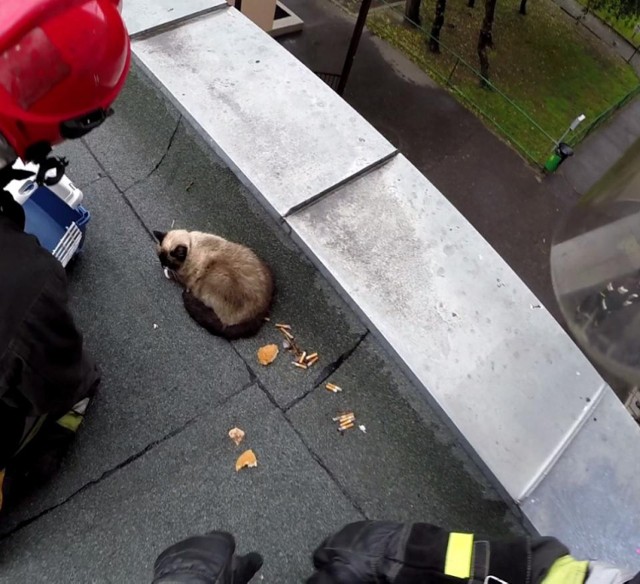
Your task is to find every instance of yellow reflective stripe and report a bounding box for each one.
[0,469,5,511]
[444,532,474,579]
[543,555,589,584]
[56,411,83,433]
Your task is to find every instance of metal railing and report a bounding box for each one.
[365,0,640,167]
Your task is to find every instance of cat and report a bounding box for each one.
[153,229,274,340]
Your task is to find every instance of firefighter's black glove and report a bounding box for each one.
[308,521,558,584]
[152,531,263,584]
[306,520,442,584]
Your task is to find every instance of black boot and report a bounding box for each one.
[153,531,263,584]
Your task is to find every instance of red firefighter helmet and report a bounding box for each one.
[0,0,130,165]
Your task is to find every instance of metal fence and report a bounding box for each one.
[368,0,640,167]
[569,84,640,146]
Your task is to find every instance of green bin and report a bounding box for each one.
[544,142,574,173]
[544,153,562,173]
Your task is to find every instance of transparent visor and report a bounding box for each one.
[0,27,71,112]
[551,138,640,385]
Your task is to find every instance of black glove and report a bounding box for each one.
[152,531,263,584]
[306,521,415,583]
[307,521,533,584]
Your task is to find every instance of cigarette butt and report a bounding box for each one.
[275,323,292,330]
[298,351,307,364]
[306,356,319,367]
[306,352,318,361]
[332,412,354,421]
[325,383,342,393]
[338,414,355,423]
[289,340,300,352]
[264,317,271,322]
[338,422,355,431]
[293,362,308,370]
[280,329,294,340]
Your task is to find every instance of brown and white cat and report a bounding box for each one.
[154,229,274,339]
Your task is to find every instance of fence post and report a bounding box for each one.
[446,57,460,86]
[337,0,374,96]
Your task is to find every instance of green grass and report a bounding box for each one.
[367,0,640,165]
[574,0,640,45]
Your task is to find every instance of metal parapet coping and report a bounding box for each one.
[517,383,607,503]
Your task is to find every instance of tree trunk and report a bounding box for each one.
[405,0,422,24]
[468,0,475,7]
[477,0,497,87]
[519,0,527,14]
[429,0,447,52]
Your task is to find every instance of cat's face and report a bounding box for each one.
[153,229,190,271]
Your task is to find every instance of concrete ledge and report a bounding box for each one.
[286,154,607,500]
[522,388,640,561]
[124,3,640,567]
[122,0,228,38]
[132,7,396,219]
[286,157,640,567]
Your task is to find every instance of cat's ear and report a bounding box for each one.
[153,230,167,243]
[172,245,188,262]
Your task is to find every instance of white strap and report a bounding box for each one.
[51,222,82,267]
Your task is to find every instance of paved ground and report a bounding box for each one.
[562,97,640,193]
[279,0,640,399]
[0,69,522,582]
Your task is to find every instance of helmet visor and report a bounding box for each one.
[0,27,70,114]
[551,138,640,385]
